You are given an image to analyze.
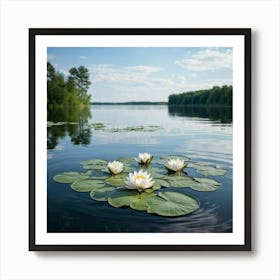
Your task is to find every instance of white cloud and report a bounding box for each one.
[47,53,54,60]
[90,64,163,85]
[79,55,88,59]
[175,48,232,72]
[88,60,232,102]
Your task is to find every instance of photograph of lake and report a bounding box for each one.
[46,47,233,233]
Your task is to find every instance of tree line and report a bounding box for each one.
[47,62,91,107]
[168,85,232,106]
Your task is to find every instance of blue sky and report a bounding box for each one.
[47,47,232,102]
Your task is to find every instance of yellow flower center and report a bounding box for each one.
[135,175,145,180]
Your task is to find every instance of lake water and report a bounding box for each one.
[47,105,232,233]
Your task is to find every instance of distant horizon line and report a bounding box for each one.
[91,101,167,104]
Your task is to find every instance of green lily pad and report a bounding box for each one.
[82,164,107,170]
[108,188,153,211]
[123,165,134,173]
[53,172,90,184]
[117,157,136,164]
[80,159,108,166]
[189,163,227,176]
[105,173,127,187]
[143,186,160,193]
[125,125,145,131]
[165,175,198,188]
[47,121,67,127]
[146,191,199,217]
[146,192,199,217]
[90,175,108,180]
[88,170,109,180]
[153,178,170,188]
[106,125,162,133]
[92,123,107,130]
[145,167,166,178]
[108,189,138,207]
[190,178,221,192]
[71,179,104,192]
[90,186,116,201]
[130,199,148,211]
[145,125,163,131]
[80,159,108,171]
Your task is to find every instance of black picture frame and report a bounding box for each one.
[29,28,251,251]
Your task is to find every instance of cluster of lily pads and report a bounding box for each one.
[53,153,227,217]
[47,121,162,133]
[92,123,163,132]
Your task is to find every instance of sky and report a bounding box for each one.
[47,47,232,102]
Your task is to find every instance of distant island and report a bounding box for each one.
[91,101,167,105]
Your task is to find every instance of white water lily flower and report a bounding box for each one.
[125,170,155,192]
[135,153,153,164]
[107,161,124,175]
[165,158,187,172]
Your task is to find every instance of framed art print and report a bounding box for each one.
[29,28,251,251]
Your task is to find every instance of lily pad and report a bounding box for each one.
[92,123,107,130]
[91,175,108,180]
[47,121,67,127]
[123,165,135,173]
[108,188,153,211]
[190,178,221,192]
[53,172,90,184]
[105,173,127,187]
[108,189,138,207]
[146,191,199,217]
[189,163,227,176]
[117,157,136,164]
[90,186,116,201]
[145,167,166,178]
[82,164,107,170]
[88,170,109,180]
[71,179,104,192]
[165,175,198,188]
[107,125,162,133]
[142,186,161,193]
[80,159,108,171]
[145,125,163,131]
[153,178,170,188]
[130,196,150,211]
[80,159,108,166]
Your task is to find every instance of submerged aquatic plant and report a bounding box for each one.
[107,160,124,175]
[125,170,155,192]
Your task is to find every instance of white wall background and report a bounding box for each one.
[0,0,279,279]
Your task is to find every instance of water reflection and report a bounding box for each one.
[168,105,232,123]
[159,204,232,233]
[47,105,233,233]
[47,106,91,149]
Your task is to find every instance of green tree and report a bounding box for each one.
[68,66,91,103]
[47,62,91,107]
[47,62,56,81]
[168,85,232,106]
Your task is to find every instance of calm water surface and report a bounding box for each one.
[47,105,232,233]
